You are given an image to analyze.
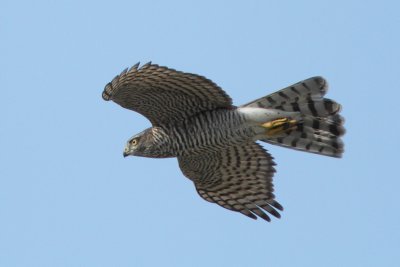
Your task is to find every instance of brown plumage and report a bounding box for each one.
[103,62,345,221]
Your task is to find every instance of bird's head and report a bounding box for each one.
[123,127,174,158]
[123,129,151,158]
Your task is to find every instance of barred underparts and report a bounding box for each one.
[103,62,345,221]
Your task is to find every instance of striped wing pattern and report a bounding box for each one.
[102,62,233,126]
[178,142,283,221]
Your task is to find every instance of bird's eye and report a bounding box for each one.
[130,139,138,146]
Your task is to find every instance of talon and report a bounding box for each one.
[262,118,298,137]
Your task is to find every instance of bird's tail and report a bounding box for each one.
[242,77,345,157]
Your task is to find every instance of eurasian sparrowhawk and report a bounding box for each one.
[102,62,345,221]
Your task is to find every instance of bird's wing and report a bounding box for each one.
[178,143,283,221]
[102,62,233,126]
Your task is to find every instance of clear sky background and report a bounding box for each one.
[2,1,400,266]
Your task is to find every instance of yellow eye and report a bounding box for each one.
[130,139,138,146]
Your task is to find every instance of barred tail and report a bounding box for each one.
[243,76,345,157]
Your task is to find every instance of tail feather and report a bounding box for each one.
[242,76,328,109]
[262,134,344,157]
[246,76,345,157]
[262,118,345,157]
[301,116,346,137]
[273,98,341,117]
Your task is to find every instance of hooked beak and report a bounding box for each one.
[123,144,132,157]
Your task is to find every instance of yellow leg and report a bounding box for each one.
[262,118,298,137]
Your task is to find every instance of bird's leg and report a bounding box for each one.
[262,118,298,137]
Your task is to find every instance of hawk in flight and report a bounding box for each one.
[102,62,345,221]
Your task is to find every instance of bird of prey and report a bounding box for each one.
[102,62,345,221]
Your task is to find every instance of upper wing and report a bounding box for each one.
[102,62,233,125]
[178,143,283,221]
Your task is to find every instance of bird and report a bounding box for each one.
[102,62,345,221]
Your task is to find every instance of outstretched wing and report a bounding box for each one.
[178,143,283,221]
[102,62,233,125]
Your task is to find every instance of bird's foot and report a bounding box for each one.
[262,118,298,137]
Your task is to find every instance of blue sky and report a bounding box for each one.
[2,0,400,266]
